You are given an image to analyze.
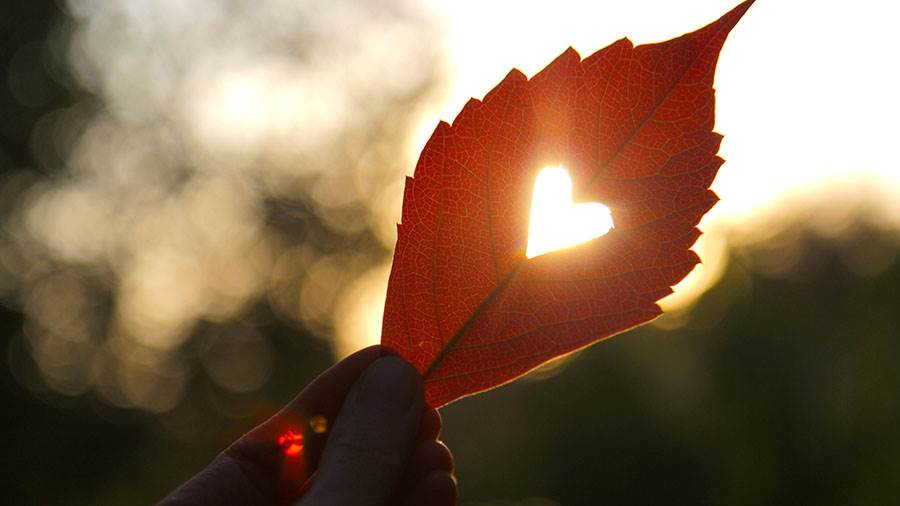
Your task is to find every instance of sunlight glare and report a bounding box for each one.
[526,166,613,259]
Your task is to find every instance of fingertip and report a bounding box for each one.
[404,470,458,506]
[236,345,388,498]
[416,439,454,474]
[283,345,385,413]
[357,356,423,412]
[392,439,455,503]
[417,406,442,441]
[356,343,385,357]
[299,355,424,506]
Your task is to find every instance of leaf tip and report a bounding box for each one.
[716,0,756,32]
[506,67,528,83]
[452,97,483,127]
[562,45,581,61]
[687,248,702,266]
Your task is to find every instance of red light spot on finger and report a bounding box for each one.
[278,430,304,457]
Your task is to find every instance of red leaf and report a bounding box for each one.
[382,1,753,407]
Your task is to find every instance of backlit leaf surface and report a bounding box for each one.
[382,1,753,407]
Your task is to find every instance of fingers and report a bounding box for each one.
[159,346,384,506]
[389,439,454,504]
[282,345,385,419]
[396,413,456,506]
[156,453,271,506]
[157,347,457,506]
[296,356,425,506]
[410,440,454,475]
[416,407,442,442]
[268,345,386,471]
[402,440,454,489]
[401,470,458,506]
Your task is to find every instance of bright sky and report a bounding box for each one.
[433,0,900,216]
[336,0,900,355]
[433,0,900,302]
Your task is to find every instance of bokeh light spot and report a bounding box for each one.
[309,415,328,435]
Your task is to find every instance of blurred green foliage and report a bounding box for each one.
[442,232,900,505]
[5,219,900,505]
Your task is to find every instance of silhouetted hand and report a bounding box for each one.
[158,346,456,506]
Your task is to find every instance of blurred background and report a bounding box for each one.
[1,0,899,504]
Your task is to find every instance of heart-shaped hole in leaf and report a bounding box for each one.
[526,166,614,259]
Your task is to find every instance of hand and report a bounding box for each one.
[158,346,457,506]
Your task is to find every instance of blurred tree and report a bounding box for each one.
[0,0,442,415]
[441,227,900,506]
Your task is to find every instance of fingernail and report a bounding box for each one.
[357,356,422,411]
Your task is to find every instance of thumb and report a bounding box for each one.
[296,356,424,506]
